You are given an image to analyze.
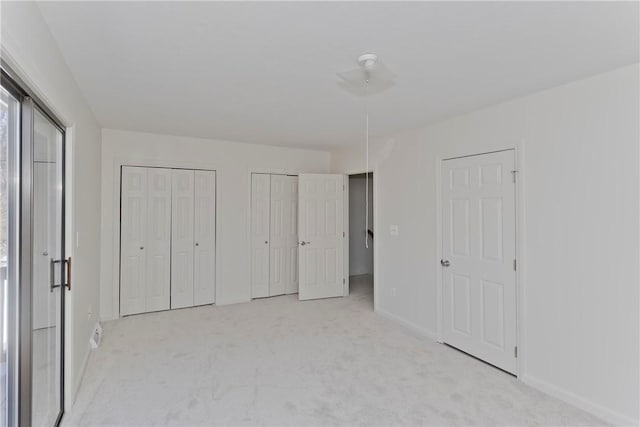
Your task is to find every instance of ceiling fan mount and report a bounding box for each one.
[337,52,395,96]
[357,53,379,72]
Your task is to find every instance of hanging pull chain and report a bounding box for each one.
[365,79,370,250]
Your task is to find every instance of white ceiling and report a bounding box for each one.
[38,1,639,150]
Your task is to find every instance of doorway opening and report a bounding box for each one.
[348,173,373,307]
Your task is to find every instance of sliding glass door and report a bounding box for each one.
[1,68,67,427]
[31,108,64,427]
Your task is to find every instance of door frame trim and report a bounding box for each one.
[435,144,525,378]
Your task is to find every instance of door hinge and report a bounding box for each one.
[511,170,518,183]
[513,259,517,271]
[343,231,345,237]
[514,346,518,358]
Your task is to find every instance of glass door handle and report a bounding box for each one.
[65,257,71,291]
[50,258,71,291]
[50,258,61,292]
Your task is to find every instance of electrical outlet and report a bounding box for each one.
[390,224,399,236]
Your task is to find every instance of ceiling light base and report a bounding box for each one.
[357,53,378,70]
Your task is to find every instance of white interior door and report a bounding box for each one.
[144,168,172,312]
[298,174,345,300]
[251,173,270,298]
[194,170,216,305]
[120,167,148,316]
[441,150,517,373]
[171,169,195,309]
[269,175,298,296]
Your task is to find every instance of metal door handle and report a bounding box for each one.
[195,243,199,246]
[440,259,450,267]
[50,258,61,292]
[50,258,71,292]
[140,246,144,250]
[66,257,71,291]
[299,241,310,246]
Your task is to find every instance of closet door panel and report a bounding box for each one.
[269,175,298,296]
[194,170,216,305]
[251,174,270,298]
[269,175,286,296]
[145,168,172,312]
[285,176,299,294]
[171,169,195,309]
[120,167,148,316]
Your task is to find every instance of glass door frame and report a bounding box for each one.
[1,64,68,427]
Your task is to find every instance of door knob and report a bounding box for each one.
[299,241,310,246]
[140,246,144,250]
[440,259,450,267]
[264,241,268,244]
[195,243,199,246]
[43,251,48,256]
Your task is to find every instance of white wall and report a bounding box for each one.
[100,129,330,319]
[1,2,103,406]
[349,174,373,276]
[331,64,639,425]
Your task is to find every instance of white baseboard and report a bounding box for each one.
[375,307,438,342]
[215,297,251,306]
[71,344,91,406]
[520,374,637,426]
[374,307,636,426]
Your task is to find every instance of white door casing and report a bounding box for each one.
[120,167,149,316]
[441,150,517,373]
[269,175,299,296]
[194,170,216,305]
[251,173,271,298]
[144,168,172,312]
[298,174,345,301]
[171,169,195,309]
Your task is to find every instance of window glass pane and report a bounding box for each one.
[1,84,20,427]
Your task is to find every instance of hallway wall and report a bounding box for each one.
[349,174,373,276]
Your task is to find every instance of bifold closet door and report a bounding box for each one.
[120,167,171,315]
[171,169,195,309]
[251,174,271,298]
[145,168,173,311]
[269,175,298,296]
[194,170,216,305]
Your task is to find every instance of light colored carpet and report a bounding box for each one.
[63,275,605,426]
